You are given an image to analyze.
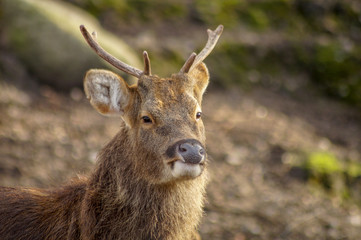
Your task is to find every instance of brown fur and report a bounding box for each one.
[0,63,210,239]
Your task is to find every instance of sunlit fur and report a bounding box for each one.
[0,64,210,240]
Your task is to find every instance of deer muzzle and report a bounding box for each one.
[166,139,206,165]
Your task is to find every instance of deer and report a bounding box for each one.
[0,24,223,240]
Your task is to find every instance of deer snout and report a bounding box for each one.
[178,142,205,164]
[166,139,206,165]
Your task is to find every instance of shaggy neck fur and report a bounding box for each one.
[80,125,208,240]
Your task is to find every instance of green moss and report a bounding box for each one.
[306,152,342,175]
[285,151,361,203]
[347,162,361,178]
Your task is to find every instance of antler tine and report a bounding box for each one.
[143,51,151,76]
[179,52,197,73]
[181,25,224,73]
[80,25,143,78]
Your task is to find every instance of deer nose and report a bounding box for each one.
[178,142,205,164]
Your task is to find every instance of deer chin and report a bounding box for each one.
[165,157,205,180]
[172,160,204,179]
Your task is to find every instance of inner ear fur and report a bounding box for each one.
[84,69,131,116]
[188,63,210,103]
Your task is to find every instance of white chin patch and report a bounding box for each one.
[172,161,202,179]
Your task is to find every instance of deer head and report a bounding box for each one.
[80,25,223,184]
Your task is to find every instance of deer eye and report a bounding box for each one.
[141,116,153,124]
[196,112,202,120]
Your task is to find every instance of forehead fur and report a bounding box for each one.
[137,74,193,102]
[134,74,200,119]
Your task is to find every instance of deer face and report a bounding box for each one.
[80,25,222,184]
[84,63,209,183]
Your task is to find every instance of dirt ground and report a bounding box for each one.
[0,81,361,240]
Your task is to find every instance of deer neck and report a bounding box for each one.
[85,125,208,239]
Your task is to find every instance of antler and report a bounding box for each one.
[142,51,151,76]
[180,25,224,74]
[80,25,151,78]
[179,52,196,73]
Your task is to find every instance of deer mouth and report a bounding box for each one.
[166,157,205,179]
[167,158,205,166]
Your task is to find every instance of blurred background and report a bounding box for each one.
[0,0,361,239]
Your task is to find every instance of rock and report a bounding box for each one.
[1,0,141,90]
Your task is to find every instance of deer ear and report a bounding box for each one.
[84,69,131,116]
[188,63,209,102]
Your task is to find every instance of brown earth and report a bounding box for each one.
[0,81,361,240]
